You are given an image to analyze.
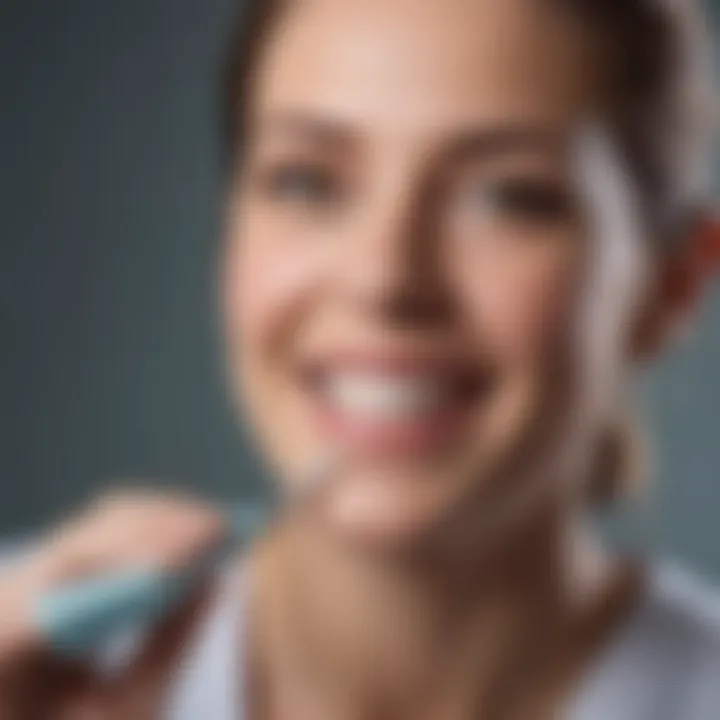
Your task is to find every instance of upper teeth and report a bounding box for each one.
[328,374,449,419]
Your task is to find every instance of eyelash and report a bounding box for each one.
[254,162,573,228]
[257,162,344,207]
[464,178,574,224]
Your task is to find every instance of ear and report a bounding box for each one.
[631,212,720,359]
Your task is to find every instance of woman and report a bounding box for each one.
[1,0,719,717]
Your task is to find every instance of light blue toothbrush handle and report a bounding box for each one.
[34,566,192,657]
[34,502,269,658]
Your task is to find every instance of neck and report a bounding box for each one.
[248,504,620,720]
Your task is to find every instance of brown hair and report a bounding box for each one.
[221,0,281,174]
[219,0,716,502]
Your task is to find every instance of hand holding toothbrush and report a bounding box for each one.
[0,450,342,718]
[0,490,231,720]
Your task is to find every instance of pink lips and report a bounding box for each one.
[301,351,483,456]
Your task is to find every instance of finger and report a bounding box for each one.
[6,495,226,657]
[54,693,108,720]
[0,654,98,720]
[53,493,227,578]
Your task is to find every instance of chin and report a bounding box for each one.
[313,463,482,552]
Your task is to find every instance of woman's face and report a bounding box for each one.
[223,0,650,546]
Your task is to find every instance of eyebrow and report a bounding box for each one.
[258,112,567,159]
[258,113,357,151]
[446,124,567,162]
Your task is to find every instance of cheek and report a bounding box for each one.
[222,218,330,359]
[228,241,295,348]
[457,241,580,364]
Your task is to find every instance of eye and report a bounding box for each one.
[465,178,574,224]
[258,162,344,207]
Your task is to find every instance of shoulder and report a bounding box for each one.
[644,563,720,719]
[642,562,720,662]
[600,562,720,720]
[572,561,720,720]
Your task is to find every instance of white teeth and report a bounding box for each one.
[328,374,450,420]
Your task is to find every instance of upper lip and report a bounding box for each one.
[304,349,474,371]
[299,349,485,389]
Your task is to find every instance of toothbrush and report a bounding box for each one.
[33,451,342,659]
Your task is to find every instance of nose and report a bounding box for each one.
[334,180,453,326]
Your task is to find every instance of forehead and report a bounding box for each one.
[250,0,596,139]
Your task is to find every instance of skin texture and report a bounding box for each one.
[224,0,645,546]
[0,0,716,717]
[222,0,709,718]
[0,492,226,719]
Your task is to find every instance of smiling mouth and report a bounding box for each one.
[300,355,490,456]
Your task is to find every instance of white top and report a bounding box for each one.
[162,561,720,719]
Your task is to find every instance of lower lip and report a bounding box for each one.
[311,395,476,456]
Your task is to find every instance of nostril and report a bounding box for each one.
[299,362,326,393]
[454,368,492,405]
[376,283,457,328]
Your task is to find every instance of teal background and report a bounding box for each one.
[1,1,719,578]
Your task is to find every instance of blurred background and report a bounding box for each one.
[1,1,719,577]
